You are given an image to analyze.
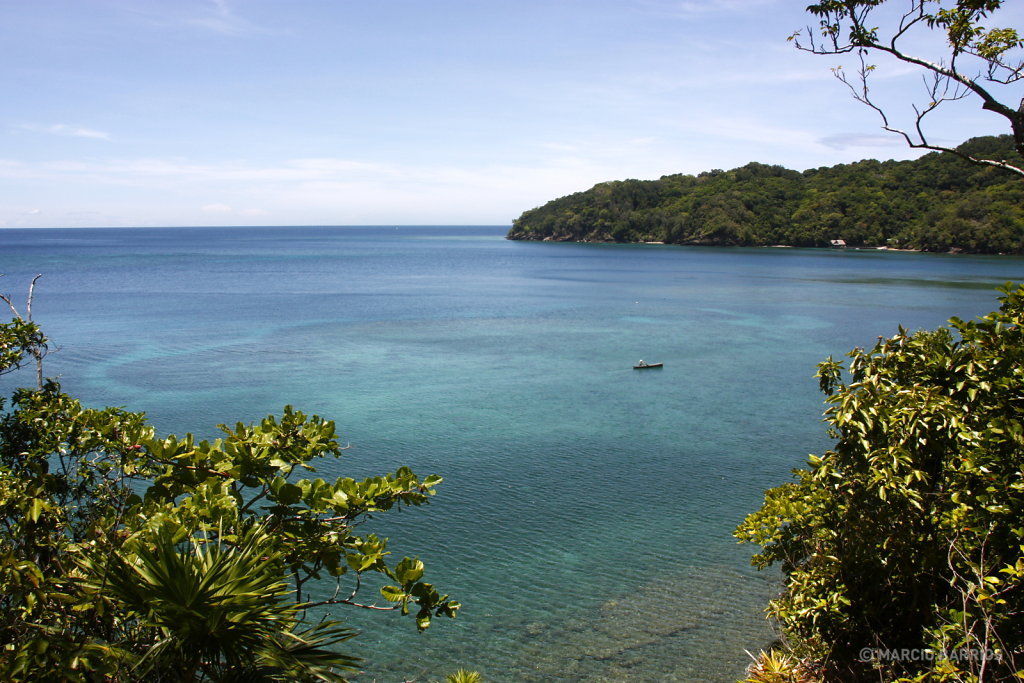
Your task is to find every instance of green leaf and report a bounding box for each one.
[276,482,302,505]
[396,557,425,585]
[380,585,406,602]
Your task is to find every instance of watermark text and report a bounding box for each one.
[859,647,1002,664]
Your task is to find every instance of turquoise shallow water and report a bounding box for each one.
[3,226,1024,681]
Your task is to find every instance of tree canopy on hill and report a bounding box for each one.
[507,136,1024,253]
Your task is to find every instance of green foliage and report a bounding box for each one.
[807,0,1020,62]
[0,318,45,379]
[76,524,360,681]
[799,1,1024,176]
[0,301,458,680]
[507,136,1024,252]
[743,649,818,683]
[444,670,483,683]
[736,284,1024,680]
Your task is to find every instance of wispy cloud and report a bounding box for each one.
[666,0,779,16]
[20,123,111,141]
[188,0,265,36]
[113,0,267,36]
[201,202,270,217]
[0,153,636,226]
[819,133,907,150]
[0,157,390,186]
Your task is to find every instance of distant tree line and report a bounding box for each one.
[507,136,1024,253]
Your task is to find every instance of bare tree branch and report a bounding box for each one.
[795,0,1024,175]
[26,274,41,322]
[1,274,48,388]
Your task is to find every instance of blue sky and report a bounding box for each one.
[3,0,1022,228]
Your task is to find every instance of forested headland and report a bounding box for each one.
[507,135,1024,253]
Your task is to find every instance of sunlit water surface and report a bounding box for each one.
[3,225,1022,681]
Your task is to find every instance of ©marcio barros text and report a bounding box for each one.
[859,648,1006,663]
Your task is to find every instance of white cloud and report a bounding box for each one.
[20,123,111,141]
[540,142,579,153]
[819,133,907,150]
[188,0,266,36]
[0,156,413,189]
[286,158,389,176]
[201,203,269,218]
[666,0,779,15]
[0,151,636,226]
[668,114,821,152]
[201,203,234,214]
[114,0,268,37]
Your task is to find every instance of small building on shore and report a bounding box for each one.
[830,239,847,249]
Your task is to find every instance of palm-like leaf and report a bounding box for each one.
[78,524,360,680]
[228,621,361,682]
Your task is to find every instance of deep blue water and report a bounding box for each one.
[3,225,1023,681]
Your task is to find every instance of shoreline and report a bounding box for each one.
[506,233,1024,255]
[509,234,941,253]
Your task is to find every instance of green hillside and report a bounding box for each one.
[507,136,1024,253]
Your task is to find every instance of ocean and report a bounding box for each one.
[3,225,1023,681]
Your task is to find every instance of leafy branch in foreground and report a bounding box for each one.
[0,279,459,681]
[0,274,46,388]
[793,0,1024,176]
[737,283,1024,681]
